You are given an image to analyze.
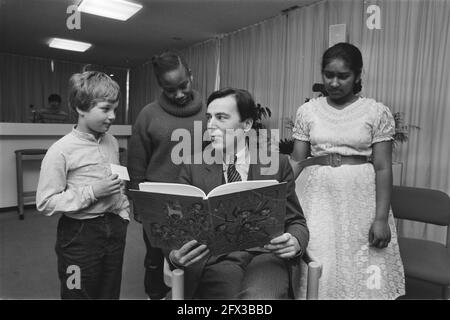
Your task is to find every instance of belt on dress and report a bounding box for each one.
[299,154,369,168]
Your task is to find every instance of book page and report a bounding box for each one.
[207,180,279,198]
[207,183,287,255]
[139,182,207,198]
[128,190,214,253]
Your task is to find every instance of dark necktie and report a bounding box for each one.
[227,156,242,183]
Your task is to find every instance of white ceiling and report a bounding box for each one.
[0,0,321,68]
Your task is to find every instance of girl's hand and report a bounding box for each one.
[369,219,391,249]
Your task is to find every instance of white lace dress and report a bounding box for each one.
[293,97,405,300]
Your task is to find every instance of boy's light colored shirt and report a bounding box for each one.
[36,127,130,220]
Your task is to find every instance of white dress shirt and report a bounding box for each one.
[222,145,250,183]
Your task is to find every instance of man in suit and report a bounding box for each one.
[168,88,309,299]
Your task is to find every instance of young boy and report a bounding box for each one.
[36,71,130,299]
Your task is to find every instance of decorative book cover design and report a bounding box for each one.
[129,181,286,256]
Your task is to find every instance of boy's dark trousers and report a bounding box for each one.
[55,213,128,299]
[143,229,170,299]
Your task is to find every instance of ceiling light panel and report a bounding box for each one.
[78,0,143,21]
[48,38,92,52]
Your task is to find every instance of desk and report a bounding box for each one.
[0,123,132,208]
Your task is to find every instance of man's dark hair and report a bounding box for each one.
[207,88,258,123]
[151,51,191,82]
[48,94,62,103]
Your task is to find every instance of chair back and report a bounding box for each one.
[391,186,450,226]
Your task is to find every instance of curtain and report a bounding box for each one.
[282,0,365,138]
[0,53,128,124]
[282,1,328,139]
[362,0,450,194]
[218,0,365,138]
[0,54,53,122]
[219,15,287,131]
[129,61,159,124]
[179,38,219,103]
[361,0,450,244]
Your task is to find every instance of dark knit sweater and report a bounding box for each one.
[128,90,207,189]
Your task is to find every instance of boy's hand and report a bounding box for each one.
[169,240,209,268]
[264,233,300,259]
[92,174,121,199]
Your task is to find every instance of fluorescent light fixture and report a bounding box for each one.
[48,38,92,52]
[78,0,143,21]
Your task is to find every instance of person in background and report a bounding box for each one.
[35,94,69,123]
[127,51,207,300]
[290,42,405,299]
[36,71,130,299]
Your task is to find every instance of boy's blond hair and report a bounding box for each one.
[68,71,120,113]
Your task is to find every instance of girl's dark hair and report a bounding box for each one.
[207,87,258,123]
[151,51,191,82]
[321,42,363,93]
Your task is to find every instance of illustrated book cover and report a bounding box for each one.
[128,180,287,255]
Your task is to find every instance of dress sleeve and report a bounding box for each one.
[372,103,395,144]
[292,104,310,142]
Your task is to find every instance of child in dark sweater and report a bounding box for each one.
[128,51,207,299]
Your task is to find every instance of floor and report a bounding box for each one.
[0,207,444,300]
[0,207,147,299]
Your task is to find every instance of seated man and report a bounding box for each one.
[36,94,69,123]
[167,87,309,299]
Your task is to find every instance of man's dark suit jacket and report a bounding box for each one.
[168,153,309,299]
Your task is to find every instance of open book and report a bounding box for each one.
[128,180,287,256]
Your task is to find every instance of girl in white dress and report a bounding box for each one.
[291,43,405,299]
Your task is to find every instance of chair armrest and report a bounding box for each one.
[163,258,173,287]
[163,258,185,300]
[303,250,322,300]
